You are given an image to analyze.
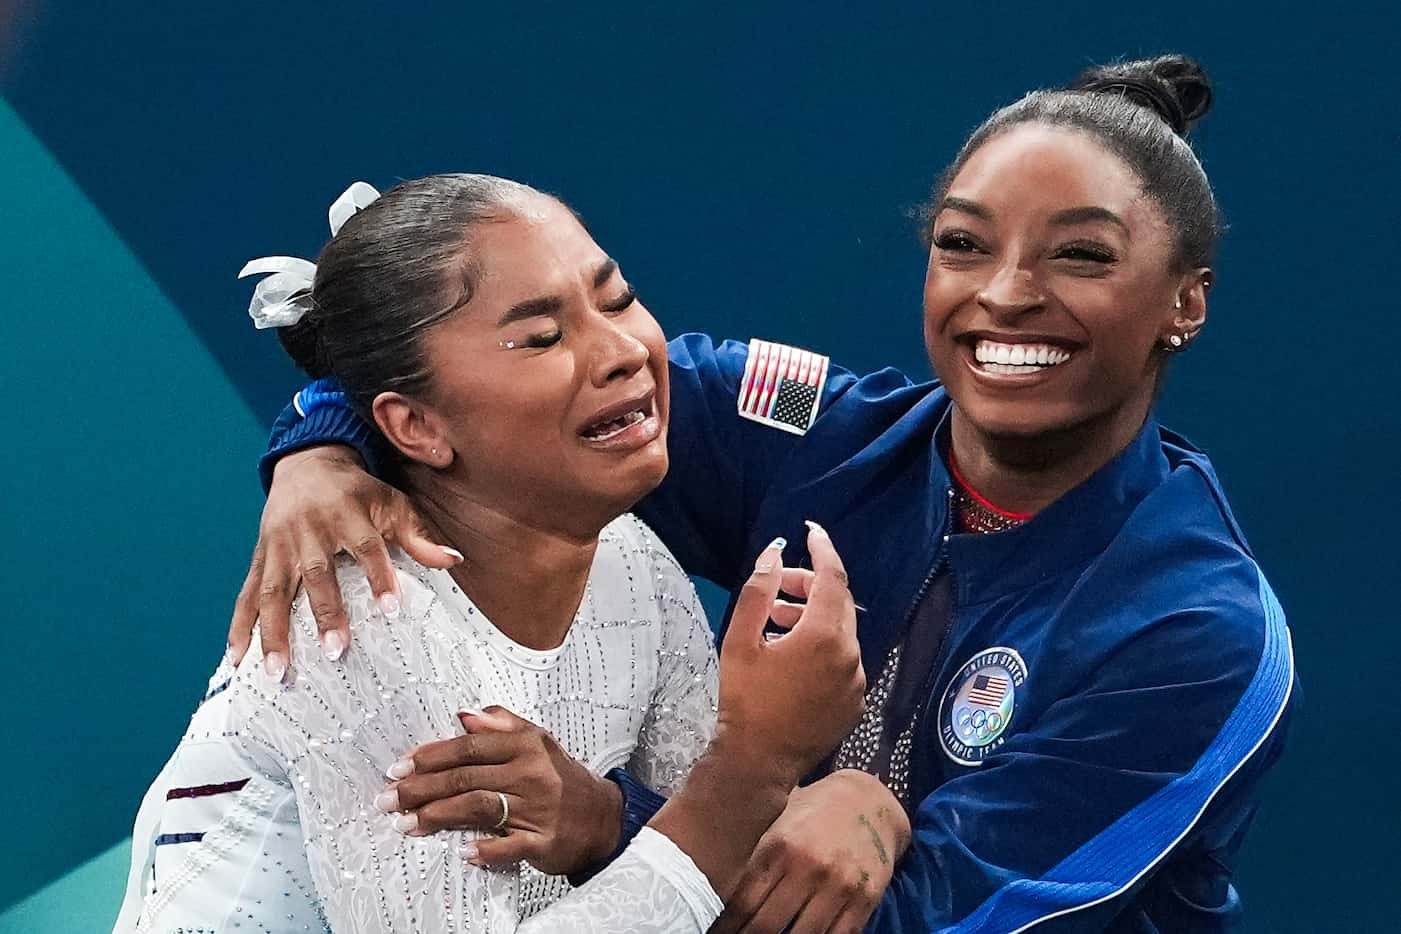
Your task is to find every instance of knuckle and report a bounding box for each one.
[450,769,475,796]
[765,836,792,863]
[259,579,291,601]
[309,602,345,625]
[351,535,382,558]
[301,558,332,581]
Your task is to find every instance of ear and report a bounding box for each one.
[372,391,454,469]
[1161,268,1211,348]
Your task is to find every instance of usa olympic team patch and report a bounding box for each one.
[737,339,830,435]
[938,647,1028,766]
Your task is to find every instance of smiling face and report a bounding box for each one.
[379,195,670,533]
[924,123,1206,447]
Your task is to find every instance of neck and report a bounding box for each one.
[410,475,601,651]
[948,397,1151,516]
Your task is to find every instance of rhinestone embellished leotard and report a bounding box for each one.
[117,515,721,933]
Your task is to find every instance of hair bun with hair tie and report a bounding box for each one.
[1068,55,1214,136]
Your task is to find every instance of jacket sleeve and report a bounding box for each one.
[868,576,1295,934]
[258,378,392,493]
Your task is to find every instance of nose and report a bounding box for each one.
[976,261,1046,321]
[587,315,650,387]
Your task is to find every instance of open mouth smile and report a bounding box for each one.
[965,337,1078,378]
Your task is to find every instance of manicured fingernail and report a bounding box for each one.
[442,546,464,564]
[225,644,239,666]
[461,841,479,862]
[392,812,418,834]
[263,652,287,683]
[322,630,346,662]
[374,788,400,813]
[755,537,786,573]
[805,520,828,537]
[378,593,401,619]
[385,757,415,780]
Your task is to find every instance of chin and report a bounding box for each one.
[958,397,1090,445]
[602,445,670,513]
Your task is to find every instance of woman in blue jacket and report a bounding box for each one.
[230,55,1295,932]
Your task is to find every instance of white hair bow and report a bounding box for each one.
[239,181,380,329]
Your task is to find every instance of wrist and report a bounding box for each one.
[586,773,624,865]
[272,444,364,484]
[708,722,806,793]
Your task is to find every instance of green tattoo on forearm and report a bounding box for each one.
[857,813,889,866]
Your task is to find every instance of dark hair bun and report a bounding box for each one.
[1068,55,1213,135]
[275,294,333,380]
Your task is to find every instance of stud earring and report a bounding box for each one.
[431,448,439,456]
[1168,335,1184,348]
[1174,298,1182,310]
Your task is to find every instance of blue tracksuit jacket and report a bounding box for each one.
[262,333,1296,933]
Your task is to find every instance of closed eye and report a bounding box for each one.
[601,285,638,314]
[522,330,562,349]
[1053,241,1117,264]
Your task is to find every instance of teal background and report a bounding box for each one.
[1,3,1395,931]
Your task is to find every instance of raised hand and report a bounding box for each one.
[715,521,866,787]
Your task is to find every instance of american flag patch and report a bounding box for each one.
[737,339,830,435]
[967,674,1009,708]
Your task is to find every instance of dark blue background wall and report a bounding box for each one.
[2,2,1396,930]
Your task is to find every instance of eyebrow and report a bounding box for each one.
[497,258,620,327]
[1049,206,1129,233]
[593,257,618,288]
[938,197,991,220]
[938,198,1129,235]
[497,295,564,327]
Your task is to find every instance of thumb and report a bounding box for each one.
[725,537,787,653]
[458,706,520,733]
[393,501,462,569]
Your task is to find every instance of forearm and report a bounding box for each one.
[648,732,796,900]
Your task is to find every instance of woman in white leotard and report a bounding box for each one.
[115,175,864,933]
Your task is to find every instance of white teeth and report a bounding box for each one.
[973,340,1072,373]
[983,362,1044,375]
